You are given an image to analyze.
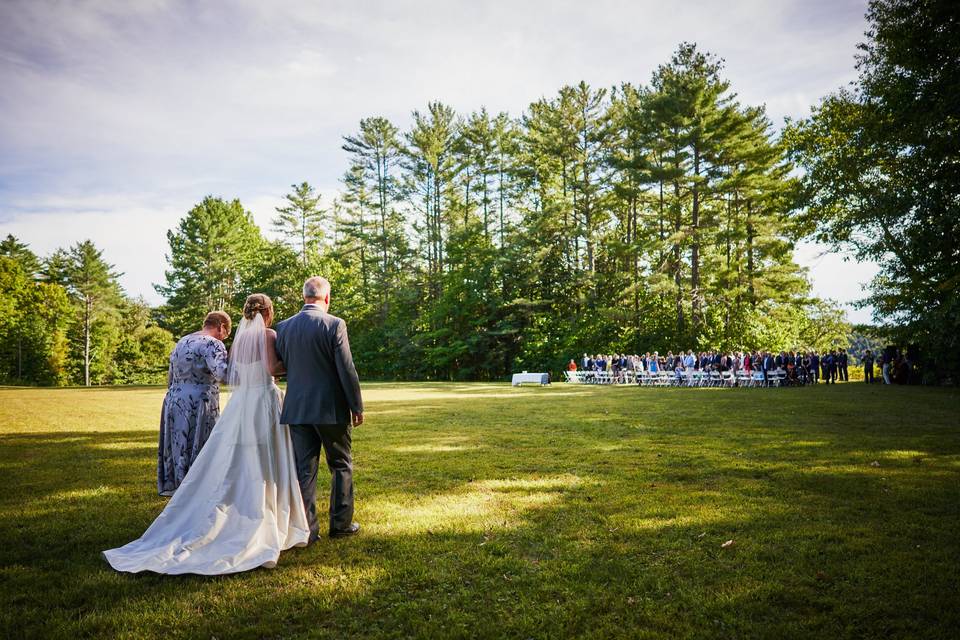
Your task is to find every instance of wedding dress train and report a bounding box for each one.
[103,315,310,575]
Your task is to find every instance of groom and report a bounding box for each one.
[275,276,364,541]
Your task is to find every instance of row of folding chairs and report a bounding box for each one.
[564,369,790,387]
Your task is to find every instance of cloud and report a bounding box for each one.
[0,0,875,317]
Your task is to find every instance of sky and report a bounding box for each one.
[0,0,878,322]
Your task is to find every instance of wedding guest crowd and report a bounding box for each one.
[568,347,883,387]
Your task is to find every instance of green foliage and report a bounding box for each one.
[1,237,175,387]
[273,182,326,266]
[44,240,124,386]
[156,196,265,335]
[784,0,960,381]
[0,234,41,277]
[111,298,176,385]
[0,256,72,385]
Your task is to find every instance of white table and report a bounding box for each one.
[512,372,550,386]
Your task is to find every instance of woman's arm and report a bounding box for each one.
[205,340,230,383]
[265,329,286,376]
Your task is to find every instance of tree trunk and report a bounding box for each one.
[746,202,756,308]
[690,148,701,332]
[84,295,91,387]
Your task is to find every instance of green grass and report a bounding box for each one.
[1,382,959,639]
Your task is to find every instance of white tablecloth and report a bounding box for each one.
[512,372,550,386]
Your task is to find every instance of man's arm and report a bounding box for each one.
[265,329,286,376]
[333,319,364,426]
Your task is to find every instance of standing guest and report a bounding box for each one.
[761,351,774,387]
[862,350,875,383]
[810,351,820,383]
[587,355,596,371]
[582,353,589,370]
[821,351,829,382]
[826,350,838,384]
[839,349,849,382]
[567,359,578,372]
[158,311,231,497]
[799,353,811,384]
[880,355,891,384]
[649,353,660,373]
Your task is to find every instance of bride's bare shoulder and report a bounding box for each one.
[265,328,278,339]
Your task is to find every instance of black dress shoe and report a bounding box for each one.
[329,522,361,538]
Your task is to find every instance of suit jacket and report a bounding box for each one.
[275,304,363,426]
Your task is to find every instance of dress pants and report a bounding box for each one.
[289,424,354,539]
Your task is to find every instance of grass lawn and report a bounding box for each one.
[1,382,959,639]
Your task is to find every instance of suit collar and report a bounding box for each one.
[301,303,323,312]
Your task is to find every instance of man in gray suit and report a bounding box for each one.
[275,276,364,540]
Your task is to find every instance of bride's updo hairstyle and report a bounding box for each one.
[243,293,273,321]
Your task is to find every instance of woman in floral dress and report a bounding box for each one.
[157,311,231,496]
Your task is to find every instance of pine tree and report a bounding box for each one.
[45,241,123,386]
[342,117,405,322]
[156,196,265,334]
[273,182,325,267]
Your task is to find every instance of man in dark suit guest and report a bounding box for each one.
[810,351,820,383]
[762,352,775,387]
[862,349,874,383]
[825,350,837,384]
[838,349,849,382]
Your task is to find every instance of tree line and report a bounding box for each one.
[1,42,847,385]
[0,236,174,385]
[7,2,955,386]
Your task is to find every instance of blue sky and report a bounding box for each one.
[0,0,877,321]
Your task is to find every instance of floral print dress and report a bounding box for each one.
[157,333,229,496]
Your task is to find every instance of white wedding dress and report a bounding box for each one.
[103,315,310,574]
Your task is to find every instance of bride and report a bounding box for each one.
[103,294,310,574]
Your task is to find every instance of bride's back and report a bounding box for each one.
[229,315,273,388]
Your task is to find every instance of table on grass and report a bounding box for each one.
[511,372,550,386]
